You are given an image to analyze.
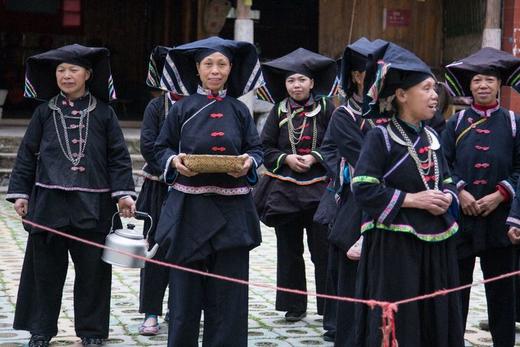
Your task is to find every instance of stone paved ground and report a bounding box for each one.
[0,195,518,346]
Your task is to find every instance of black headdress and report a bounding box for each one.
[146,45,172,90]
[25,44,116,102]
[445,47,520,97]
[261,48,337,103]
[160,36,264,98]
[363,42,434,119]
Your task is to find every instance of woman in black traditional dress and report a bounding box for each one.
[136,45,181,336]
[443,47,520,347]
[6,44,136,347]
[254,48,336,321]
[319,37,388,346]
[154,36,264,347]
[351,43,464,347]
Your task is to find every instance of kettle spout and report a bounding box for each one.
[146,243,160,259]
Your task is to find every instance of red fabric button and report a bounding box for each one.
[474,145,490,151]
[210,113,224,119]
[211,146,226,152]
[473,179,488,185]
[474,163,490,169]
[211,131,225,137]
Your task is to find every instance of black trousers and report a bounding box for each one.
[459,246,516,347]
[334,252,358,347]
[167,248,249,347]
[13,230,111,338]
[275,212,329,314]
[139,244,170,315]
[323,243,340,335]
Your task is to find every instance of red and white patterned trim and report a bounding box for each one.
[172,182,251,196]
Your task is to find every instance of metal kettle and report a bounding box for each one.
[101,211,159,268]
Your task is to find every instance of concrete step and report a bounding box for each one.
[0,137,22,153]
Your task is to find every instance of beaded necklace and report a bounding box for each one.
[390,117,439,190]
[285,99,318,155]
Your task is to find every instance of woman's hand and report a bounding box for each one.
[507,227,520,245]
[459,189,481,216]
[403,190,452,215]
[172,153,198,177]
[118,196,136,218]
[228,154,253,178]
[476,191,504,217]
[300,154,317,168]
[14,198,28,217]
[285,154,310,173]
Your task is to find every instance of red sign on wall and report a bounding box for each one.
[386,9,411,27]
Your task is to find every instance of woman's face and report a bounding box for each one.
[56,63,90,99]
[196,52,231,93]
[285,73,314,101]
[351,70,366,96]
[396,77,438,121]
[470,74,500,105]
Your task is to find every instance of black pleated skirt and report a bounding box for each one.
[354,230,465,347]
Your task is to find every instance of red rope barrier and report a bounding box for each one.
[1,210,519,346]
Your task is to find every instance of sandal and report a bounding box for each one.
[138,314,160,336]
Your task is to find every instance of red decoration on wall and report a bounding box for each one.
[62,0,81,28]
[386,9,411,27]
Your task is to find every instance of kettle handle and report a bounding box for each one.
[110,211,153,240]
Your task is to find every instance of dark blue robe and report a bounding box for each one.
[442,105,520,256]
[154,89,263,265]
[352,119,464,347]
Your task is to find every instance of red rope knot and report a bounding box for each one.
[381,302,398,347]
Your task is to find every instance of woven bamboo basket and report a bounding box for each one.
[183,154,246,173]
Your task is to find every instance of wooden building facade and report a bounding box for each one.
[0,0,492,119]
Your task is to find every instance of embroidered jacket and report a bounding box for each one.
[155,87,263,195]
[7,93,135,201]
[442,105,520,255]
[352,118,459,242]
[6,93,135,233]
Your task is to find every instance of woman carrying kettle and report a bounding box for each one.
[154,36,264,346]
[6,45,136,347]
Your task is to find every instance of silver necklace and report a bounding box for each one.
[49,94,96,167]
[391,117,439,190]
[286,104,318,155]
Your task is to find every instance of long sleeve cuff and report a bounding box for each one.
[456,180,467,191]
[271,153,287,173]
[164,155,179,185]
[498,180,515,200]
[111,191,137,199]
[507,216,520,228]
[6,193,30,203]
